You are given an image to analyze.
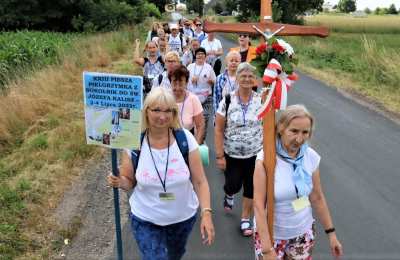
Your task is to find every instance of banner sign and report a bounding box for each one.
[83,72,143,149]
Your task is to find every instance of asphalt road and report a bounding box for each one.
[113,34,400,260]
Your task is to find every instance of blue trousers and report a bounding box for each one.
[130,214,196,260]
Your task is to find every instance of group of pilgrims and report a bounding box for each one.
[107,16,343,260]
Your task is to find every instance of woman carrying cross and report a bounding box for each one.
[253,105,343,259]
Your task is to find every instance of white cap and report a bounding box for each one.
[169,23,179,30]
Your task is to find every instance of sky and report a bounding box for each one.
[326,0,400,10]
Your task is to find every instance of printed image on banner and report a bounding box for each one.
[83,72,143,149]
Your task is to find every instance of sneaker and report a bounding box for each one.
[240,219,253,237]
[223,195,234,212]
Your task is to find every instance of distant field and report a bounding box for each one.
[0,31,77,90]
[305,14,400,34]
[288,14,400,113]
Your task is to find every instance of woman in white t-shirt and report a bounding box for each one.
[107,88,214,259]
[187,47,216,137]
[201,32,223,75]
[170,65,205,144]
[253,105,343,260]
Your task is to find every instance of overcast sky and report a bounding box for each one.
[326,0,400,10]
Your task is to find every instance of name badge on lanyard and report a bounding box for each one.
[291,196,310,212]
[159,192,176,201]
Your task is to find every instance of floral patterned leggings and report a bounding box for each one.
[254,225,316,260]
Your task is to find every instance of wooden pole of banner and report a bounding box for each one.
[111,149,123,260]
[204,0,329,243]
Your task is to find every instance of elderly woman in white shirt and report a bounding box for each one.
[214,62,262,237]
[107,88,214,260]
[253,104,343,259]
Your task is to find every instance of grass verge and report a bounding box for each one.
[0,23,147,259]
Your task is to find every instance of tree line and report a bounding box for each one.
[0,0,164,32]
[217,0,324,24]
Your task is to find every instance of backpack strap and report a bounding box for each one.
[224,93,231,127]
[131,129,190,175]
[158,73,163,85]
[131,132,146,173]
[157,56,165,67]
[172,128,190,169]
[179,34,184,50]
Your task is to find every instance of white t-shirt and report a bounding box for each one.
[187,62,216,103]
[129,129,199,226]
[152,71,171,89]
[256,147,321,239]
[217,91,263,158]
[201,38,222,65]
[168,34,186,54]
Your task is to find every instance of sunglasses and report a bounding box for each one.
[239,34,249,38]
[196,24,202,26]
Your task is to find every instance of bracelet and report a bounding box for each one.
[262,247,274,255]
[200,208,212,217]
[325,227,335,234]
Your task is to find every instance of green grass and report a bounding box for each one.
[0,21,148,259]
[285,15,400,112]
[0,31,78,90]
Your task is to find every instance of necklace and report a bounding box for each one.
[179,92,187,127]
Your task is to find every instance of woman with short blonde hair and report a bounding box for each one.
[107,87,215,259]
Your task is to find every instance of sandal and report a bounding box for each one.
[223,195,233,212]
[240,219,253,237]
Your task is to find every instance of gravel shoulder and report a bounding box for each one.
[52,152,130,260]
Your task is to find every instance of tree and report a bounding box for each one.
[214,2,223,14]
[0,0,161,31]
[223,0,237,13]
[186,0,204,16]
[337,0,356,13]
[364,7,371,14]
[233,0,323,24]
[272,0,324,24]
[388,4,398,14]
[374,7,381,15]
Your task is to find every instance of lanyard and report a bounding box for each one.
[277,153,300,199]
[180,93,187,127]
[193,64,204,86]
[237,92,252,125]
[225,71,236,92]
[147,129,170,192]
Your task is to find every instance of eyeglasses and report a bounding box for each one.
[195,24,202,27]
[239,34,249,38]
[148,108,174,114]
[166,60,178,63]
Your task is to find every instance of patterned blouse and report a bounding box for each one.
[216,91,263,159]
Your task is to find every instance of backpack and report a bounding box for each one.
[130,128,189,173]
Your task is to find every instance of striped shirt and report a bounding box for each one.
[213,70,238,113]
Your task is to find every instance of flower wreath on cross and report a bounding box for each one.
[250,37,299,119]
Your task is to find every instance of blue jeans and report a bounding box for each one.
[130,214,197,260]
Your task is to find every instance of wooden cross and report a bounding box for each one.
[204,0,328,241]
